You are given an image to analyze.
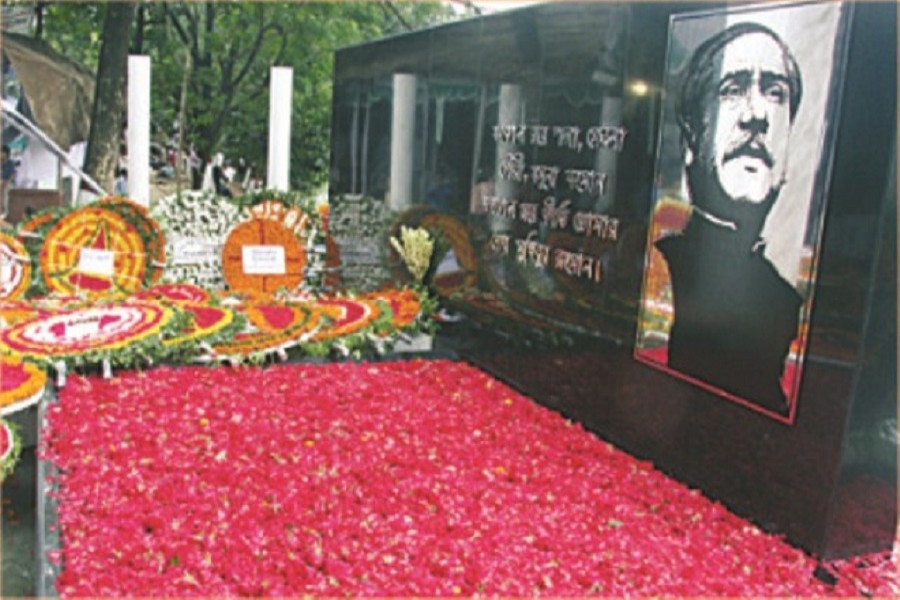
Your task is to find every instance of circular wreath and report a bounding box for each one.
[391,207,478,297]
[97,196,167,284]
[0,355,47,411]
[40,206,147,296]
[221,218,307,294]
[310,297,381,342]
[135,283,211,305]
[0,299,45,327]
[235,190,329,293]
[236,189,325,237]
[209,302,322,360]
[151,191,243,290]
[418,213,478,296]
[243,302,312,333]
[161,303,237,349]
[0,300,173,362]
[18,207,67,237]
[0,232,32,300]
[247,199,312,240]
[364,288,422,330]
[16,206,70,296]
[0,418,22,482]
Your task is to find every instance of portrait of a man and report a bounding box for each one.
[635,2,849,421]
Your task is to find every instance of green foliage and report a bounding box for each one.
[37,2,455,194]
[40,3,107,70]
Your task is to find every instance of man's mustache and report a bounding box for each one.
[723,139,773,168]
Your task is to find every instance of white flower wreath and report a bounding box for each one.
[151,191,242,289]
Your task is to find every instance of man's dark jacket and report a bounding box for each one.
[656,217,802,415]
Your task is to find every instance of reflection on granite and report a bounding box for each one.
[442,310,896,558]
[37,390,62,597]
[1,447,36,598]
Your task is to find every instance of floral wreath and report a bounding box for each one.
[243,302,312,333]
[0,232,32,300]
[97,196,167,284]
[247,199,312,240]
[0,299,45,327]
[310,297,382,342]
[135,283,212,305]
[235,189,328,293]
[287,295,396,358]
[161,302,242,354]
[0,418,22,482]
[16,206,70,296]
[391,207,479,297]
[40,206,148,296]
[418,213,478,295]
[221,217,307,294]
[0,355,47,412]
[363,287,438,334]
[208,302,322,362]
[151,190,243,289]
[328,194,397,292]
[0,299,178,371]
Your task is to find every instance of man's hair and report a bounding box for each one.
[1,145,9,155]
[677,22,802,149]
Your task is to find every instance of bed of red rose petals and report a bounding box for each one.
[41,360,898,597]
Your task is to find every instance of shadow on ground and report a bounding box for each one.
[2,447,36,597]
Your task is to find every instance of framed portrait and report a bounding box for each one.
[634,1,853,423]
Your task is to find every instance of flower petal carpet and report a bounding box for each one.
[42,360,897,596]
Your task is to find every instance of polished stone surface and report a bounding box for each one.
[330,1,897,557]
[2,447,36,597]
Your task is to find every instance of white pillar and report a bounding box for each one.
[389,73,417,211]
[127,55,151,206]
[594,96,622,212]
[267,66,293,192]
[492,83,524,232]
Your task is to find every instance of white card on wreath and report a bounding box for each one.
[242,245,286,275]
[78,248,115,277]
[172,236,219,266]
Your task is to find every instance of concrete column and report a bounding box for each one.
[127,55,151,206]
[594,96,622,212]
[267,66,293,192]
[388,73,417,211]
[492,83,524,232]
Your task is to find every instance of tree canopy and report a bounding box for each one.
[35,1,459,194]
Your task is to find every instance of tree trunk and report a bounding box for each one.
[83,3,137,193]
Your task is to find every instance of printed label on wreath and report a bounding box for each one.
[78,248,115,277]
[242,245,286,275]
[64,318,101,340]
[172,237,219,266]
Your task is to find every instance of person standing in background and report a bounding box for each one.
[1,145,17,216]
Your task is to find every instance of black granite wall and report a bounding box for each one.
[329,1,897,558]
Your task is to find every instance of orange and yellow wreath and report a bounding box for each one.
[221,218,307,294]
[0,356,47,410]
[97,196,167,284]
[0,232,32,300]
[40,206,148,296]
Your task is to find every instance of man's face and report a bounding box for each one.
[693,33,793,207]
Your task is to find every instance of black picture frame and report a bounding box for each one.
[635,0,853,424]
